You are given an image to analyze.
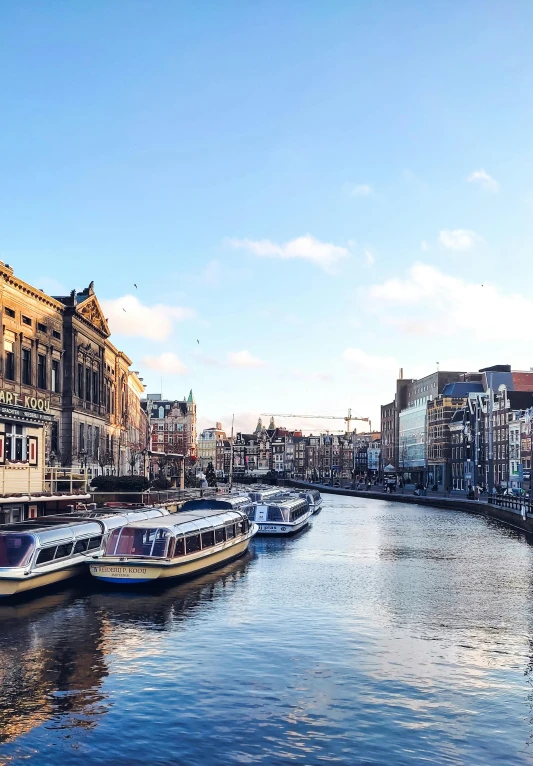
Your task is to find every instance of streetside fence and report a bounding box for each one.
[488,494,533,515]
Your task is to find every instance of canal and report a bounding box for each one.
[1,495,533,765]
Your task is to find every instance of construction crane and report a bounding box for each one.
[260,408,372,433]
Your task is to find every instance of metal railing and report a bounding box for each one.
[488,494,533,514]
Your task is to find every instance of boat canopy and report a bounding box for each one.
[104,507,251,559]
[180,495,253,514]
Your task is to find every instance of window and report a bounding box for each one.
[51,359,60,392]
[78,363,84,397]
[79,423,85,451]
[4,307,15,318]
[185,534,201,553]
[38,322,47,334]
[201,530,215,548]
[85,368,91,402]
[36,547,56,566]
[87,425,92,456]
[225,524,235,539]
[94,426,100,458]
[215,527,225,544]
[267,506,283,522]
[5,424,26,461]
[0,534,34,567]
[158,407,164,419]
[52,330,61,340]
[22,316,31,326]
[73,538,89,554]
[54,543,73,559]
[87,536,102,551]
[4,339,14,380]
[22,348,31,385]
[37,354,46,389]
[92,370,99,404]
[152,529,170,557]
[173,537,185,557]
[51,420,59,453]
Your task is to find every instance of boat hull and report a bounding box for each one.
[255,513,311,536]
[90,536,253,585]
[0,562,87,597]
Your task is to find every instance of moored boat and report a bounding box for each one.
[247,486,288,504]
[248,496,312,535]
[0,507,170,597]
[89,496,258,586]
[299,488,322,514]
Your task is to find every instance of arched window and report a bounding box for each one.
[159,406,164,420]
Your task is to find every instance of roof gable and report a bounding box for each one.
[77,295,110,336]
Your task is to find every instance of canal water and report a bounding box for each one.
[1,496,533,765]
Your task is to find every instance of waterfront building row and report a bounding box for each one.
[381,363,533,492]
[197,417,381,481]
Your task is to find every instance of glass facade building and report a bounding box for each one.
[399,405,427,469]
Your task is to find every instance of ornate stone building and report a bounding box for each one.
[0,263,147,512]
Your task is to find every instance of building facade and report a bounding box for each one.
[197,423,226,472]
[142,391,197,481]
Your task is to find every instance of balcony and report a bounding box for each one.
[0,466,88,502]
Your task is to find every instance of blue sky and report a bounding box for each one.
[2,1,533,434]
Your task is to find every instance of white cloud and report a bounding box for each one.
[342,348,399,374]
[439,229,482,250]
[467,168,499,192]
[421,240,428,251]
[350,184,372,197]
[227,350,266,368]
[369,262,533,341]
[228,234,350,273]
[193,350,223,367]
[141,352,188,374]
[101,295,195,341]
[364,249,375,267]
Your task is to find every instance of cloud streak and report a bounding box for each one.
[369,262,533,341]
[467,168,499,192]
[101,295,195,341]
[439,229,482,251]
[227,350,266,368]
[142,352,188,374]
[228,234,350,273]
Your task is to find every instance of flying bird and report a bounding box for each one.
[197,339,200,344]
[134,283,137,288]
[122,308,127,312]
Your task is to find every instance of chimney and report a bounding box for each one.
[399,367,403,380]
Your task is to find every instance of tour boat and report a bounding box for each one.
[89,496,258,586]
[0,508,171,597]
[299,488,323,514]
[248,496,312,535]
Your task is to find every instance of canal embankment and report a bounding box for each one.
[287,479,533,535]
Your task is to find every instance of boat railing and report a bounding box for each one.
[43,467,89,496]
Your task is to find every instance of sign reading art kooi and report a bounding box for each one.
[0,390,50,412]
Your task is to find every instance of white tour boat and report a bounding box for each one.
[89,496,258,586]
[0,507,170,597]
[299,488,323,514]
[249,496,312,536]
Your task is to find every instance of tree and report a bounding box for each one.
[205,462,217,487]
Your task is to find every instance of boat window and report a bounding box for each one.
[247,508,256,520]
[173,537,185,557]
[267,506,283,522]
[226,524,236,540]
[106,528,122,555]
[214,526,225,544]
[201,530,215,548]
[74,538,90,554]
[152,529,170,557]
[54,543,73,559]
[240,519,249,535]
[87,536,103,551]
[185,534,201,554]
[36,546,56,566]
[0,534,35,567]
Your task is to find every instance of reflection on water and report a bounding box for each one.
[1,498,533,765]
